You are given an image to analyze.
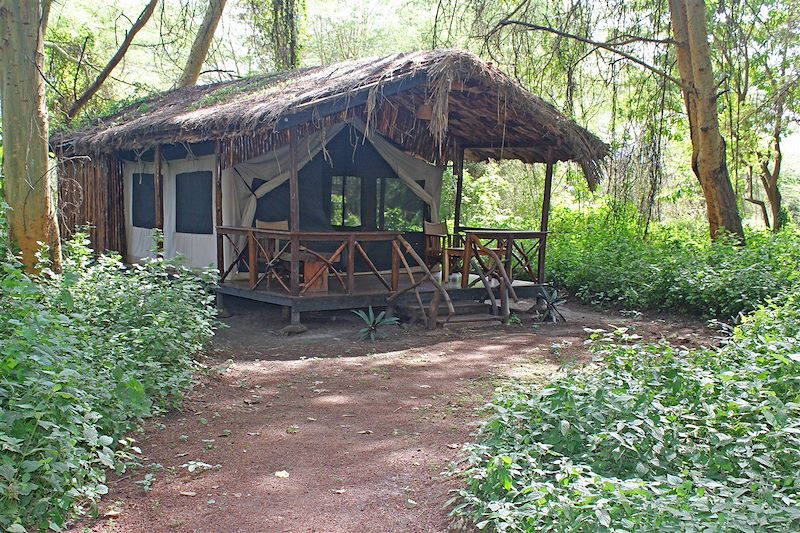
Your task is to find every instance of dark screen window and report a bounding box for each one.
[175,171,213,234]
[132,173,157,229]
[377,177,425,231]
[330,175,362,227]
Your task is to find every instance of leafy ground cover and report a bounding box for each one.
[450,293,800,531]
[547,205,800,318]
[0,217,216,531]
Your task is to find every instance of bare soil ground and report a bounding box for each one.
[73,299,715,533]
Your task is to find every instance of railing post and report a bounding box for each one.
[504,236,514,283]
[248,231,257,289]
[537,235,547,284]
[391,239,400,292]
[290,235,300,296]
[346,235,355,294]
[461,234,473,289]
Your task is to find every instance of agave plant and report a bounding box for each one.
[536,288,567,323]
[352,306,399,341]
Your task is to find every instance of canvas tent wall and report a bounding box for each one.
[252,124,430,232]
[123,119,443,269]
[124,154,218,268]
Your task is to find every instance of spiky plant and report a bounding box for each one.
[352,306,399,341]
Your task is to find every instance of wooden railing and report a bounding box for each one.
[458,227,548,285]
[216,226,454,322]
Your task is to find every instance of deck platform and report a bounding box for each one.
[216,274,547,313]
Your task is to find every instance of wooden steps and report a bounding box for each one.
[436,313,501,324]
[396,299,502,326]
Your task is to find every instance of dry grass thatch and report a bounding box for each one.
[54,49,608,183]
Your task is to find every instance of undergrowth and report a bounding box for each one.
[547,204,800,318]
[0,225,217,531]
[450,295,800,531]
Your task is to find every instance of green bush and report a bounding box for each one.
[0,232,217,531]
[547,204,800,317]
[450,295,800,531]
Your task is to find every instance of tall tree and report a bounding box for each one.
[178,0,228,88]
[0,0,62,271]
[668,0,744,240]
[245,0,302,70]
[738,2,798,231]
[465,0,745,240]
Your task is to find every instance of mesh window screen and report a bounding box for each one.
[175,171,213,234]
[330,175,362,227]
[378,177,425,231]
[132,173,157,229]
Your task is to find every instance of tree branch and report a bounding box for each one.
[65,0,158,121]
[494,19,684,89]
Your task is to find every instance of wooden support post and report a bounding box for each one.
[391,240,400,292]
[215,141,224,276]
[248,231,257,289]
[500,279,510,325]
[461,234,472,289]
[538,160,554,284]
[154,144,163,232]
[288,129,300,296]
[453,143,465,232]
[504,237,514,283]
[346,235,355,294]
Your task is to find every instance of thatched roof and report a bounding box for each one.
[54,50,607,183]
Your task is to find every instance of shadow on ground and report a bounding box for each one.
[73,300,713,533]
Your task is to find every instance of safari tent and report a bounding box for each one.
[53,50,607,326]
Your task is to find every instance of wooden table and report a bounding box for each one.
[461,228,548,287]
[278,250,329,293]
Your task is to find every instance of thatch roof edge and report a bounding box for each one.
[53,50,608,183]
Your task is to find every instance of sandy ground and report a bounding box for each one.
[71,299,714,533]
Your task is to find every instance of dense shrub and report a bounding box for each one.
[547,205,800,317]
[0,231,216,531]
[450,295,800,531]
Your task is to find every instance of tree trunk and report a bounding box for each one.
[177,0,227,88]
[760,136,783,232]
[745,166,771,229]
[273,0,300,70]
[668,0,744,241]
[0,0,62,272]
[759,70,785,233]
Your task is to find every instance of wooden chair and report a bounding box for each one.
[425,222,510,288]
[424,221,466,285]
[254,219,290,288]
[423,221,447,267]
[255,219,289,257]
[256,219,331,293]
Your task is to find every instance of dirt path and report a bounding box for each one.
[76,301,714,532]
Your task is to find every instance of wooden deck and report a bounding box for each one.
[216,274,546,313]
[215,226,549,324]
